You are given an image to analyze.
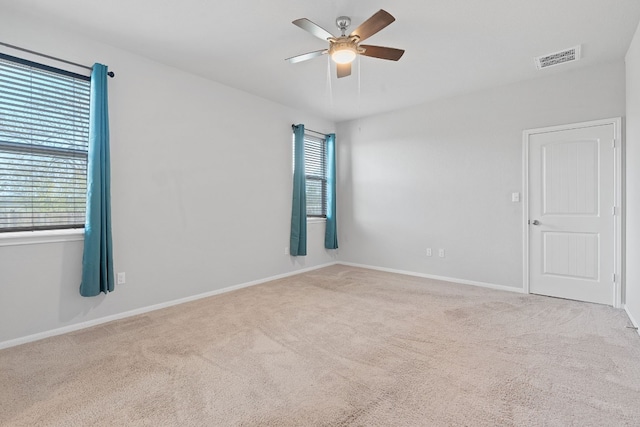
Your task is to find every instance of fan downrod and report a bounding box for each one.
[336,16,351,36]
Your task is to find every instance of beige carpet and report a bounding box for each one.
[1,265,640,426]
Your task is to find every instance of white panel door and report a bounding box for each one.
[528,123,615,305]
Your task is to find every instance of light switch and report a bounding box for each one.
[511,192,520,202]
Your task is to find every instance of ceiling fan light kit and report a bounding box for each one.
[330,45,357,64]
[286,9,404,78]
[329,39,362,64]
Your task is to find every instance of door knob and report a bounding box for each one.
[531,220,540,225]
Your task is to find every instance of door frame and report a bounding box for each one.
[522,117,622,307]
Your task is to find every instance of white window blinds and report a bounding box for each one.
[304,134,327,217]
[0,53,91,232]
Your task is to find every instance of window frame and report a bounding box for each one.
[0,52,91,234]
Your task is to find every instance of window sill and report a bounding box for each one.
[0,229,84,247]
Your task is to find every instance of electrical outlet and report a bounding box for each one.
[117,272,126,285]
[426,248,432,257]
[439,249,445,258]
[284,247,289,255]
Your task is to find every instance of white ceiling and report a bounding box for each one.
[3,0,640,122]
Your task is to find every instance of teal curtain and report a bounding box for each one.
[80,64,114,296]
[324,133,338,249]
[290,124,307,256]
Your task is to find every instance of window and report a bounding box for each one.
[0,53,91,233]
[293,133,327,218]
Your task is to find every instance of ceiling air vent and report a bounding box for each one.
[534,45,581,70]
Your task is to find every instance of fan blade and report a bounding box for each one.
[337,62,351,78]
[286,50,327,64]
[360,45,405,61]
[349,9,395,42]
[292,18,335,41]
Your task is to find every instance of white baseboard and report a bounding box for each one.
[624,305,640,337]
[337,262,525,294]
[0,262,338,350]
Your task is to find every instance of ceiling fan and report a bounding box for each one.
[285,9,405,78]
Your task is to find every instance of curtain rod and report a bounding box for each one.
[291,124,329,137]
[0,41,115,78]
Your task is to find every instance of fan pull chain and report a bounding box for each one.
[327,55,332,103]
[357,56,363,135]
[357,54,362,111]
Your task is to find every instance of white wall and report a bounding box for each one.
[0,11,336,344]
[337,61,626,289]
[625,20,640,328]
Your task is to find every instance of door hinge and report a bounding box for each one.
[612,139,616,148]
[612,273,616,283]
[612,206,616,216]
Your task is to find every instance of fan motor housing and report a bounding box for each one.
[329,37,356,53]
[329,36,365,54]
